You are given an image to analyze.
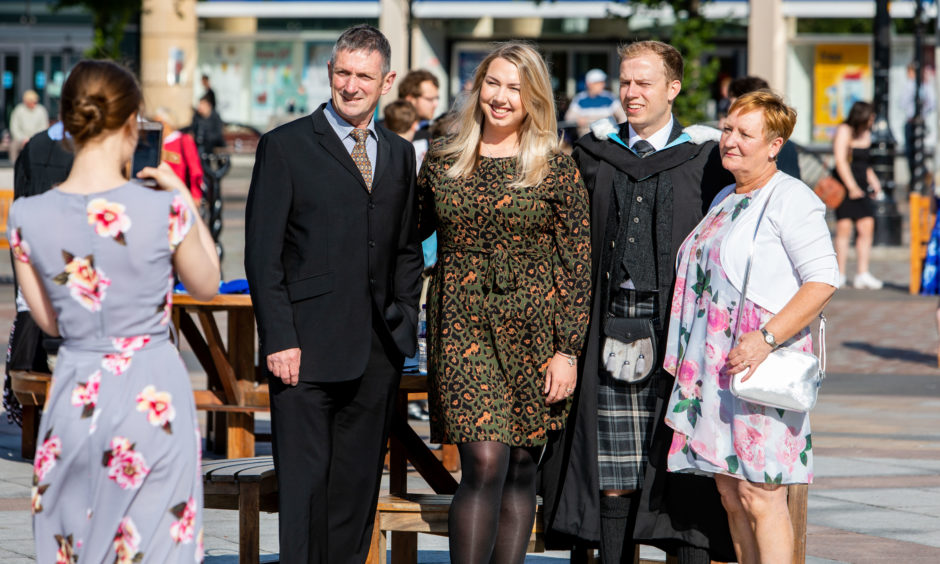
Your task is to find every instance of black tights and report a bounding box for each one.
[448,441,541,564]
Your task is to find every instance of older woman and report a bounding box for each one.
[418,42,591,563]
[662,90,838,563]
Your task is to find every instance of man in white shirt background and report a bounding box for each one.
[8,90,49,165]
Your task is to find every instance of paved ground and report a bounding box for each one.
[1,162,940,562]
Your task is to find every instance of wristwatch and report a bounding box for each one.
[760,327,778,349]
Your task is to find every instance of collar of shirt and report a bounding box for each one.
[324,100,377,143]
[627,116,674,152]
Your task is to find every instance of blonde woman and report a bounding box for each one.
[417,42,592,563]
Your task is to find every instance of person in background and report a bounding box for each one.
[541,40,736,564]
[902,62,936,184]
[188,95,226,156]
[9,90,50,165]
[398,69,441,137]
[564,68,627,138]
[244,24,423,563]
[418,42,591,563]
[11,59,219,563]
[663,90,838,564]
[201,74,216,110]
[832,101,883,290]
[399,69,441,168]
[725,76,801,181]
[5,120,75,428]
[383,100,421,162]
[152,107,205,202]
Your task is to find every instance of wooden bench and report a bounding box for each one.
[202,457,278,564]
[368,493,544,564]
[9,369,51,459]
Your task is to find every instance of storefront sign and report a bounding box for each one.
[813,43,871,142]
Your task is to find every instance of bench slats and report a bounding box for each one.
[204,457,276,483]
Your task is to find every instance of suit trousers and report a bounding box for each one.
[269,326,402,564]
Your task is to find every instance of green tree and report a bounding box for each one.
[53,0,142,59]
[627,0,722,124]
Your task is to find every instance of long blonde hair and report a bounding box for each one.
[437,42,559,188]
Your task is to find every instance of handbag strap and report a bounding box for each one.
[731,181,827,377]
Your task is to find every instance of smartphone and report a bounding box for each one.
[131,121,164,187]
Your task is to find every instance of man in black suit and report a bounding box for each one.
[244,24,423,563]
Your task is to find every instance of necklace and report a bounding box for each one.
[480,141,518,159]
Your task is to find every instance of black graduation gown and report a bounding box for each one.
[538,120,736,561]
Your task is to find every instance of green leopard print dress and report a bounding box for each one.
[417,151,592,447]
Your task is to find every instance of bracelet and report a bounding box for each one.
[557,352,577,367]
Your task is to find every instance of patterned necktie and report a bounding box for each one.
[350,128,372,191]
[632,139,655,158]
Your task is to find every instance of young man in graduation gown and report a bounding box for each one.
[540,40,736,563]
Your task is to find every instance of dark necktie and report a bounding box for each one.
[350,128,372,191]
[632,139,655,158]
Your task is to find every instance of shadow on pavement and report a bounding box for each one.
[842,341,937,367]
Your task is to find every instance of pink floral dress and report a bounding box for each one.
[663,188,814,485]
[8,182,204,563]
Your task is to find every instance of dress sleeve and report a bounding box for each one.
[168,192,196,252]
[416,146,439,241]
[8,201,31,264]
[549,154,593,356]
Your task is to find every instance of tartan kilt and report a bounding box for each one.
[596,367,659,491]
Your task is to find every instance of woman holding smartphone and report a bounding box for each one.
[9,60,219,563]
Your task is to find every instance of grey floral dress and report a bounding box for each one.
[417,152,592,447]
[8,182,203,563]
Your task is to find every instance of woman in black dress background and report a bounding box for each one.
[832,101,883,290]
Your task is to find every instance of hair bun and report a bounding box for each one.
[68,94,108,143]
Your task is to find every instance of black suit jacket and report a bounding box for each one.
[245,104,423,383]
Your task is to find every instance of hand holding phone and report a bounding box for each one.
[131,121,163,187]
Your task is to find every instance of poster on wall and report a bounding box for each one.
[813,44,871,142]
[302,42,333,114]
[251,41,298,127]
[199,43,250,124]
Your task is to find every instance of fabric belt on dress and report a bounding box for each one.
[438,245,547,293]
[59,332,169,354]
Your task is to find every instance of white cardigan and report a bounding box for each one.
[704,172,840,314]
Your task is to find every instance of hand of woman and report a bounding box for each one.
[137,163,189,194]
[138,163,198,209]
[544,353,577,404]
[847,186,866,199]
[725,331,774,382]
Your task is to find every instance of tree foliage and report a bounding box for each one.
[624,0,721,125]
[53,0,142,59]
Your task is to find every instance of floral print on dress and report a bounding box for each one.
[53,251,111,312]
[102,336,151,376]
[113,516,143,563]
[103,437,150,490]
[10,227,30,263]
[169,497,197,543]
[663,189,814,484]
[136,385,175,433]
[31,483,49,514]
[34,430,62,483]
[55,533,77,563]
[87,198,131,245]
[70,371,101,418]
[195,528,204,562]
[168,195,191,250]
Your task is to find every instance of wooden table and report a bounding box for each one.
[172,294,268,459]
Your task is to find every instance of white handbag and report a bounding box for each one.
[729,185,827,412]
